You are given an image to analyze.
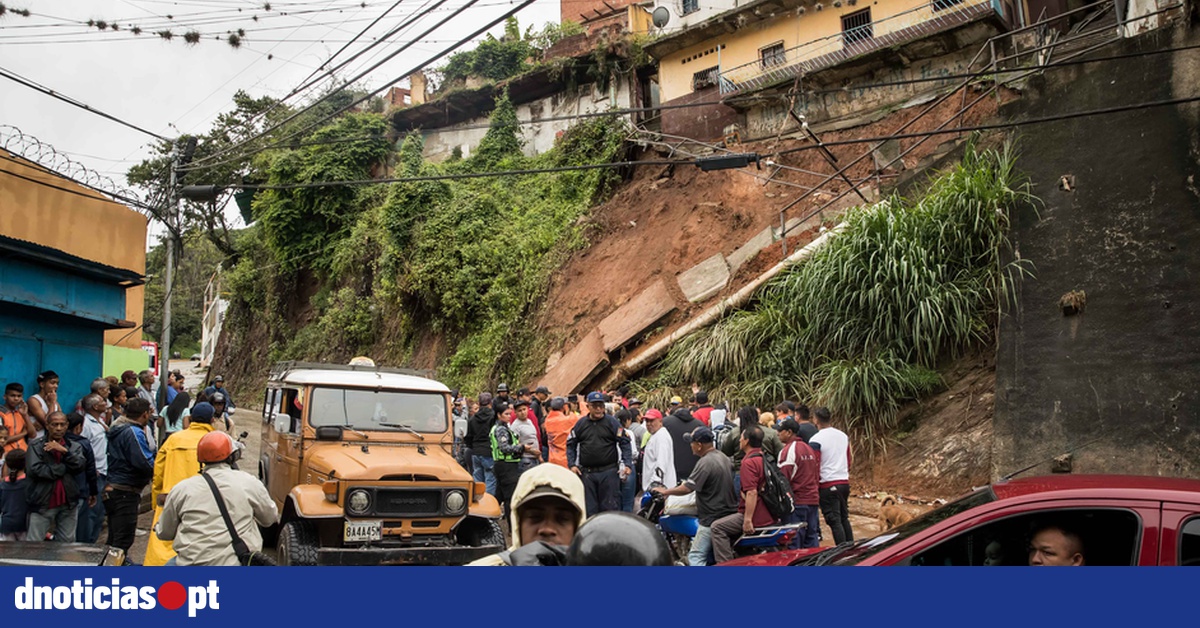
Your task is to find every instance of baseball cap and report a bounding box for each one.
[213,375,224,382]
[535,386,550,395]
[643,409,663,421]
[669,396,683,405]
[628,397,642,406]
[586,391,605,404]
[517,387,530,396]
[192,402,216,421]
[513,398,530,409]
[683,426,714,444]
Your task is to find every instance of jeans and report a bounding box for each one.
[689,525,714,566]
[581,467,620,518]
[472,455,497,497]
[786,504,822,549]
[819,483,854,545]
[76,474,107,543]
[619,467,638,513]
[27,504,79,542]
[105,488,142,553]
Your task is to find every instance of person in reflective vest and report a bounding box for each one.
[490,402,536,519]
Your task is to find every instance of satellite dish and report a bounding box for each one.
[652,6,671,28]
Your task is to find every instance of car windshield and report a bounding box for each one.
[796,487,997,566]
[308,387,448,433]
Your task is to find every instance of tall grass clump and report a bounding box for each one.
[645,140,1033,452]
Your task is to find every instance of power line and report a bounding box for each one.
[222,92,1200,190]
[0,65,168,140]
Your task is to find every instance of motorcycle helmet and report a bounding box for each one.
[565,512,672,566]
[197,431,237,464]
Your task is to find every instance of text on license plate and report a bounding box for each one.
[344,520,382,542]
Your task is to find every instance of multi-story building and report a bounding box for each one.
[200,268,228,368]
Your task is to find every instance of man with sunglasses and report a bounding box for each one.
[566,392,633,517]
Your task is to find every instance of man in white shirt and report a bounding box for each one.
[79,394,110,543]
[808,406,853,544]
[640,410,676,491]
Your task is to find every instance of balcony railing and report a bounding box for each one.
[717,0,1006,94]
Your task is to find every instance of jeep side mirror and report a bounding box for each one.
[274,414,293,434]
[315,426,344,441]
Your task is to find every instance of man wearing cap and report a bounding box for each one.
[652,426,736,566]
[530,386,550,423]
[469,463,586,566]
[566,392,634,517]
[641,409,675,490]
[492,384,511,416]
[144,401,218,566]
[203,376,235,411]
[543,397,574,468]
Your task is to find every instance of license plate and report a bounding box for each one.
[343,520,382,542]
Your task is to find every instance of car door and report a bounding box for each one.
[880,498,1161,566]
[1158,502,1200,566]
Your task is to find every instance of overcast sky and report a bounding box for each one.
[1,0,561,244]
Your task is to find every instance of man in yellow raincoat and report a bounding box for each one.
[468,463,585,566]
[143,401,217,566]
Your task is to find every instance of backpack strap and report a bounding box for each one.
[201,471,251,562]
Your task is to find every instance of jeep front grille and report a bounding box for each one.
[374,489,442,517]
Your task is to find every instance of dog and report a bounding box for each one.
[878,494,915,531]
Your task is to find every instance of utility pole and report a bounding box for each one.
[158,144,181,411]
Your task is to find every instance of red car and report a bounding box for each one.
[722,475,1200,566]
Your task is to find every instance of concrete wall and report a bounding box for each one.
[650,0,740,40]
[0,149,147,349]
[656,0,955,101]
[994,25,1200,478]
[420,77,637,162]
[742,44,978,137]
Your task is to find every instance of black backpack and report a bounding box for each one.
[747,452,794,522]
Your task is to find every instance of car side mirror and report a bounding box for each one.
[314,426,343,441]
[274,414,293,434]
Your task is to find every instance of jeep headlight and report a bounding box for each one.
[445,490,467,515]
[347,489,372,515]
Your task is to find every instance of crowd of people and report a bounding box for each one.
[0,367,259,566]
[452,383,855,566]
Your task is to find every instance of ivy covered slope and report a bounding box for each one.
[219,93,628,394]
[633,143,1033,450]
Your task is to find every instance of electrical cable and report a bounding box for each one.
[0,66,168,140]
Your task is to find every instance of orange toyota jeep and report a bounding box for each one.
[257,360,503,565]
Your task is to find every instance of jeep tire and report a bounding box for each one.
[278,520,319,566]
[457,518,505,548]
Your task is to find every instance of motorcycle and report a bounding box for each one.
[638,472,803,566]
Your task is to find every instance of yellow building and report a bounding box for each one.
[0,148,148,400]
[644,0,1013,138]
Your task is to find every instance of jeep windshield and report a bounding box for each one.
[795,487,997,566]
[308,387,448,433]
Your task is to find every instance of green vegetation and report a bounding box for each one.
[142,233,225,356]
[632,143,1033,451]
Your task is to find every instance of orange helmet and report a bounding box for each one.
[197,431,234,464]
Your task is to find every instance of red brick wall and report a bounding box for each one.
[660,88,741,143]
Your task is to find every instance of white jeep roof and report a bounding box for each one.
[273,369,449,394]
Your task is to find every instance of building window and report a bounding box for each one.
[760,42,786,68]
[692,66,719,91]
[841,8,873,46]
[932,0,966,9]
[681,0,699,15]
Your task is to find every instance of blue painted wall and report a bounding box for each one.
[0,257,128,327]
[0,308,104,412]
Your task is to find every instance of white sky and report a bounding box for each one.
[0,0,561,244]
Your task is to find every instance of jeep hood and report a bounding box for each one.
[306,443,471,482]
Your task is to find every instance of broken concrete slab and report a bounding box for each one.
[597,279,676,353]
[677,254,731,303]
[538,329,608,395]
[727,227,774,274]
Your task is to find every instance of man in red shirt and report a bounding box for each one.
[778,419,821,549]
[709,424,775,563]
[691,390,714,427]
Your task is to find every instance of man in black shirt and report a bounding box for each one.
[566,391,633,517]
[795,404,819,444]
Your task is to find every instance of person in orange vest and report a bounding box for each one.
[543,397,575,468]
